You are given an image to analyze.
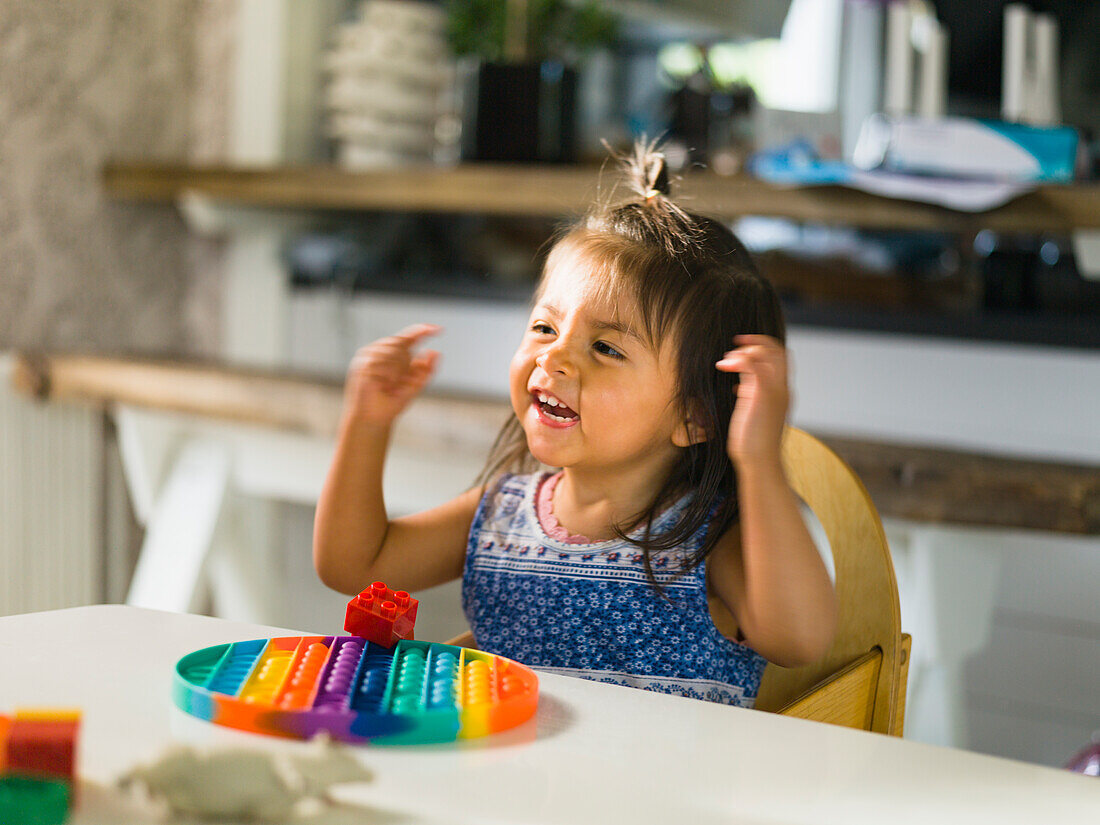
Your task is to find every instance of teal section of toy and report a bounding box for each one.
[172,645,226,721]
[367,641,461,745]
[206,639,265,695]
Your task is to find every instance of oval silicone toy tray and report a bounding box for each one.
[173,636,538,745]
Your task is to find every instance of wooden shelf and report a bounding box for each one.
[103,161,1100,234]
[11,352,1100,535]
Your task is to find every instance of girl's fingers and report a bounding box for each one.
[724,338,786,366]
[392,323,442,344]
[717,350,784,385]
[733,334,782,348]
[718,341,787,366]
[716,352,749,371]
[414,349,440,367]
[721,343,785,359]
[392,350,439,393]
[716,350,775,369]
[353,327,441,379]
[408,350,440,379]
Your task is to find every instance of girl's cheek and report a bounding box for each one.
[508,347,527,382]
[508,348,533,405]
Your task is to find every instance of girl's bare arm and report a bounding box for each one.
[712,336,838,667]
[313,324,479,595]
[313,418,481,595]
[714,461,838,667]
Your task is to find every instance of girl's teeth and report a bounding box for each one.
[534,389,577,423]
[536,392,563,407]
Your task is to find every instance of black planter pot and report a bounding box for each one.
[464,60,577,163]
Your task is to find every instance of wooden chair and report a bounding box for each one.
[755,426,910,736]
[450,426,910,736]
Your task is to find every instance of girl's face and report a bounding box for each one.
[509,246,691,485]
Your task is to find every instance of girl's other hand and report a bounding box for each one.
[715,335,791,466]
[344,324,441,427]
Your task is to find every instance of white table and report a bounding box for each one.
[2,605,1097,825]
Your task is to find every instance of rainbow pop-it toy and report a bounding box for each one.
[173,635,538,745]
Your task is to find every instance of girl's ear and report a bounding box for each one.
[672,402,708,448]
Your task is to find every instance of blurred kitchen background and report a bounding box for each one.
[1,0,1098,770]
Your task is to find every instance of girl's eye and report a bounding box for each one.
[594,341,624,359]
[530,322,555,335]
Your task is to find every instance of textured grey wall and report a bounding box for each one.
[0,1,233,355]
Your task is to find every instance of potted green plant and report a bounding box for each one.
[445,0,618,162]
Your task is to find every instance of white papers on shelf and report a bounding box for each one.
[846,171,1032,212]
[749,139,1035,212]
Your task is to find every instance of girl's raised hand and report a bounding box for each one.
[715,335,791,466]
[344,324,441,427]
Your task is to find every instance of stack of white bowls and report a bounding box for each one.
[324,0,451,168]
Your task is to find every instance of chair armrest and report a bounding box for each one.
[445,630,477,648]
[775,649,882,731]
[895,633,912,735]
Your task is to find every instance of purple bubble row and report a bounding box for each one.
[311,637,365,712]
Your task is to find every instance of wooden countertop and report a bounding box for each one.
[103,161,1100,234]
[12,351,1099,535]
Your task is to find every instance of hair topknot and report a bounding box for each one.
[620,137,670,200]
[588,137,706,256]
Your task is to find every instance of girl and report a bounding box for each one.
[314,146,837,708]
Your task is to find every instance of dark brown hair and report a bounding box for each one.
[479,143,786,586]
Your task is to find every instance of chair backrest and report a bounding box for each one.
[753,427,905,735]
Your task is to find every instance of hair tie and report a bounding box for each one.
[647,156,670,201]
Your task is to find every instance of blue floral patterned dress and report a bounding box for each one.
[461,472,768,707]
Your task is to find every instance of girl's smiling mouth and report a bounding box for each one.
[531,390,579,426]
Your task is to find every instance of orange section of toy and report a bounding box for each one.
[274,636,331,710]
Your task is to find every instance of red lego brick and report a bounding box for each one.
[5,712,79,782]
[344,581,418,647]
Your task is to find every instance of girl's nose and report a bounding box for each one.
[536,343,572,375]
